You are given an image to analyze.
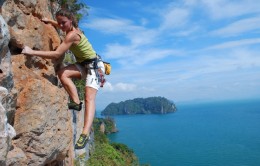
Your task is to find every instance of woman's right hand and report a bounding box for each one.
[41,17,58,27]
[22,46,33,55]
[41,17,50,23]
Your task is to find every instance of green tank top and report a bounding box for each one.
[69,33,96,63]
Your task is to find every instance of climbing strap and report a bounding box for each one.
[80,56,106,87]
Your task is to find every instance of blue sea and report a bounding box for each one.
[104,99,260,166]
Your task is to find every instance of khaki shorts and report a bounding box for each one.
[75,63,99,90]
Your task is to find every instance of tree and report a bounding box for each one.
[51,0,89,20]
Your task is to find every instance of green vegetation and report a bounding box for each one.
[102,96,177,116]
[81,117,140,166]
[51,0,88,20]
[73,79,85,100]
[74,117,140,165]
[94,117,118,134]
[87,143,136,166]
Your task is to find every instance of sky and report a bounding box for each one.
[78,0,260,110]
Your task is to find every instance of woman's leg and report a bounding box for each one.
[75,86,97,149]
[57,64,81,104]
[74,68,98,149]
[82,86,97,135]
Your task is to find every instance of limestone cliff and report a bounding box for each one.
[0,0,92,165]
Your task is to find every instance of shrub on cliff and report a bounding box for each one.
[84,118,139,165]
[87,143,126,166]
[111,143,138,165]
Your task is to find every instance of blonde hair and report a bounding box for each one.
[56,9,78,28]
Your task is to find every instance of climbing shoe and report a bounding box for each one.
[75,134,89,149]
[68,101,82,111]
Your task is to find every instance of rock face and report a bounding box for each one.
[0,11,14,117]
[0,0,92,165]
[0,87,14,166]
[0,11,14,166]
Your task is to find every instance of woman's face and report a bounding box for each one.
[56,15,72,32]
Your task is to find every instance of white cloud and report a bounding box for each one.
[102,82,137,92]
[160,8,190,30]
[114,83,137,92]
[211,17,260,37]
[104,43,181,67]
[206,38,260,50]
[102,81,114,91]
[200,0,260,19]
[172,25,201,37]
[83,17,143,35]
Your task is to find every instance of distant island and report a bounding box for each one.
[101,96,177,116]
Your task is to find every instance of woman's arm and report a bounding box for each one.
[22,33,75,59]
[22,46,63,59]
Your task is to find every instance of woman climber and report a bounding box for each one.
[22,9,103,149]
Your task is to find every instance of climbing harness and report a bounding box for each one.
[80,54,109,87]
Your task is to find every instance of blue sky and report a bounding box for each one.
[78,0,260,110]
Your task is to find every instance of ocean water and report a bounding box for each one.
[106,99,260,166]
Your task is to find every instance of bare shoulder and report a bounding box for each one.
[64,30,81,43]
